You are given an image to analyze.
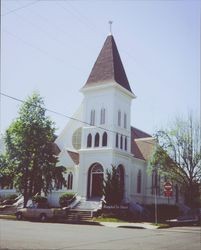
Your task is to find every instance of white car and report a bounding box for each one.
[16,203,66,222]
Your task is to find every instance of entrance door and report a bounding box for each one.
[92,173,103,197]
[88,163,104,198]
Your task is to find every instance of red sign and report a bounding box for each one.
[164,181,173,197]
[164,190,173,197]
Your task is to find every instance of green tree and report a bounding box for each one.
[0,154,14,189]
[103,165,124,206]
[150,114,201,207]
[2,93,65,207]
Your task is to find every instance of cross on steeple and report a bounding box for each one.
[109,20,113,35]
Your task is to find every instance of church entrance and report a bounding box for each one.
[87,163,104,199]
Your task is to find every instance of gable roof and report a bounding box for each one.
[67,150,79,165]
[134,138,156,161]
[83,35,133,94]
[131,126,152,140]
[131,127,155,161]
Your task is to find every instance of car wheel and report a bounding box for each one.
[40,213,47,222]
[16,212,23,220]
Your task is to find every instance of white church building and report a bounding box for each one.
[49,34,179,207]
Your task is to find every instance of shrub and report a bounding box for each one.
[59,192,75,207]
[7,194,18,200]
[145,204,180,222]
[1,194,18,205]
[32,195,48,208]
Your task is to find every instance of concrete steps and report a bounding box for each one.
[66,198,102,222]
[66,210,92,222]
[74,199,101,210]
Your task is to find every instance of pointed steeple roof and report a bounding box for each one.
[83,35,133,94]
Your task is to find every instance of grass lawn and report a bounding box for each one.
[93,217,128,223]
[0,214,16,220]
[151,223,170,228]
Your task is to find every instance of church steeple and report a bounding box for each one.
[83,35,133,94]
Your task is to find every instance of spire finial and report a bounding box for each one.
[109,20,113,35]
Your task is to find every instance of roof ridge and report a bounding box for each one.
[131,126,152,138]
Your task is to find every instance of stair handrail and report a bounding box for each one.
[67,194,81,209]
[68,193,77,205]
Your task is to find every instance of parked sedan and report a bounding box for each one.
[15,203,67,222]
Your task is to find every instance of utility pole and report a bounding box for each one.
[154,169,158,225]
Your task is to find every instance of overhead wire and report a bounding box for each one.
[1,1,152,139]
[0,92,154,143]
[0,92,129,138]
[4,11,83,71]
[1,0,40,17]
[2,28,81,71]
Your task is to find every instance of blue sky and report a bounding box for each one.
[1,0,200,136]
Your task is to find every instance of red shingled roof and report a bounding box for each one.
[67,150,79,165]
[131,126,152,140]
[84,35,133,94]
[131,127,155,161]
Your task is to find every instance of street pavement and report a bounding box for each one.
[0,219,200,250]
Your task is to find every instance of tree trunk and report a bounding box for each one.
[23,165,29,208]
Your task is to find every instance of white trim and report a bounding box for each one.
[80,81,136,99]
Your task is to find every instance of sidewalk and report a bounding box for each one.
[0,214,163,229]
[99,222,159,229]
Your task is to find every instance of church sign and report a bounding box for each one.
[103,205,129,210]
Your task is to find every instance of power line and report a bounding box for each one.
[7,11,83,71]
[0,92,154,144]
[2,28,81,71]
[1,0,40,17]
[0,92,129,138]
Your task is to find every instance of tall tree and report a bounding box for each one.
[103,165,124,206]
[0,154,14,189]
[2,93,65,207]
[150,114,201,207]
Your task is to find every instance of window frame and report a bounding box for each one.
[100,108,106,125]
[94,133,100,147]
[102,132,107,147]
[137,170,142,193]
[67,172,73,190]
[118,110,121,126]
[87,133,92,147]
[90,109,95,126]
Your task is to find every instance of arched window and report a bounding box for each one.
[117,165,124,200]
[94,133,100,147]
[151,170,160,195]
[118,110,121,126]
[116,133,119,148]
[124,136,127,151]
[120,135,123,149]
[67,172,73,190]
[124,113,127,129]
[102,132,107,147]
[87,133,92,147]
[90,110,95,126]
[102,132,107,146]
[137,170,141,193]
[56,180,63,190]
[100,108,105,124]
